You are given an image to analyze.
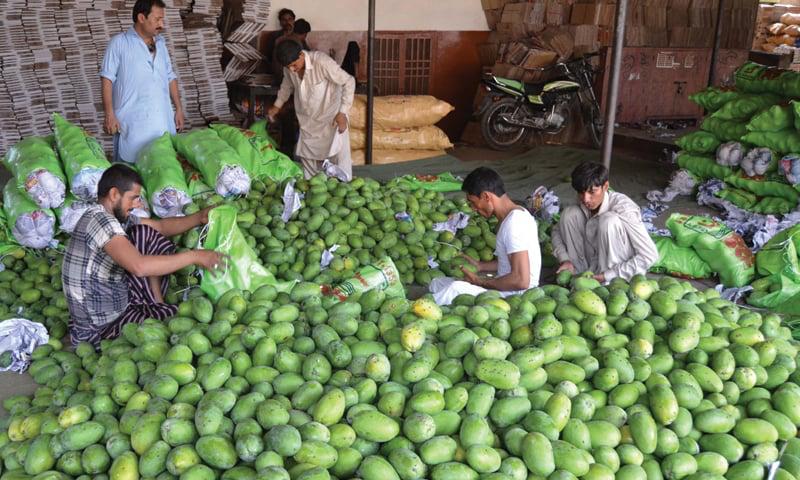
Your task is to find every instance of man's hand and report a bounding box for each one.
[556,261,576,275]
[103,112,120,135]
[460,253,480,271]
[333,112,348,133]
[197,205,216,226]
[175,108,185,132]
[194,250,227,273]
[593,273,606,284]
[462,267,483,287]
[267,105,281,122]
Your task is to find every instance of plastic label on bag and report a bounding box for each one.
[322,159,351,183]
[0,319,49,373]
[281,180,303,223]
[433,212,470,234]
[323,256,405,302]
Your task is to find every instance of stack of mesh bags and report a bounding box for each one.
[173,128,253,198]
[211,123,301,184]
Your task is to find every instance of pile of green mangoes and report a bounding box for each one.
[169,174,498,298]
[0,247,68,340]
[4,271,800,480]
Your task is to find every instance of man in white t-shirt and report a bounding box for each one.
[430,167,541,305]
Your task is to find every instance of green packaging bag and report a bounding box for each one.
[746,104,794,132]
[249,119,279,149]
[710,94,781,121]
[322,256,405,302]
[3,136,67,209]
[650,236,713,279]
[200,205,294,301]
[2,183,55,249]
[676,153,733,180]
[700,117,748,143]
[210,123,301,183]
[674,131,720,155]
[52,113,111,201]
[748,225,800,314]
[715,187,757,210]
[387,172,463,192]
[173,128,252,198]
[724,173,799,203]
[689,87,740,112]
[138,133,192,218]
[741,130,800,154]
[666,213,755,287]
[735,62,785,95]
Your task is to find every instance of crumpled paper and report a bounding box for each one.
[716,141,746,167]
[12,210,56,249]
[216,165,251,198]
[0,319,49,373]
[741,148,774,177]
[433,212,470,234]
[646,169,698,203]
[395,212,412,223]
[322,159,351,183]
[282,179,303,222]
[526,186,560,222]
[26,169,66,209]
[641,202,671,237]
[427,256,439,269]
[751,211,800,252]
[780,154,800,186]
[320,244,340,269]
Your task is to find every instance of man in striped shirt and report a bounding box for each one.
[62,164,224,345]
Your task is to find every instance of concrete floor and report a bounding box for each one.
[0,142,707,413]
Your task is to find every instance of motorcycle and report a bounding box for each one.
[476,54,603,150]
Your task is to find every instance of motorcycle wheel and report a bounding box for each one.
[580,92,603,149]
[480,97,527,151]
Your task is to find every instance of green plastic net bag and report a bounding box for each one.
[173,128,252,198]
[650,236,713,279]
[210,123,301,183]
[735,62,785,95]
[321,256,405,302]
[710,94,781,121]
[677,153,734,180]
[724,173,799,203]
[249,119,279,149]
[138,133,192,218]
[746,104,794,132]
[700,117,748,143]
[741,130,800,154]
[2,183,55,249]
[2,136,67,210]
[689,87,740,112]
[674,131,720,155]
[387,173,464,192]
[666,213,755,287]
[199,205,295,301]
[52,113,111,201]
[748,225,800,313]
[715,187,757,210]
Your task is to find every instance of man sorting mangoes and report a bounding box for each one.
[553,162,658,283]
[429,167,542,305]
[62,165,224,345]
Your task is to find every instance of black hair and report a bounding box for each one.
[276,40,304,66]
[278,8,296,20]
[570,161,609,193]
[98,164,144,199]
[341,41,360,76]
[462,167,506,197]
[293,19,311,35]
[132,0,166,24]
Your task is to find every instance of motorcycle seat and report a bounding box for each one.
[523,83,545,95]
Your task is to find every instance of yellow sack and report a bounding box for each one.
[349,126,453,150]
[348,95,454,129]
[351,149,447,165]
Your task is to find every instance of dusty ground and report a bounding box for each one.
[0,143,715,412]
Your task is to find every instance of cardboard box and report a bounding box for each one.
[481,0,516,11]
[521,49,558,68]
[501,2,536,23]
[484,8,503,30]
[525,2,548,32]
[538,27,574,60]
[546,0,572,25]
[645,7,668,28]
[497,22,528,39]
[492,62,525,80]
[570,3,616,26]
[504,41,532,64]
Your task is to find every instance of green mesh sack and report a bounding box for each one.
[710,94,781,121]
[52,113,111,201]
[741,130,800,154]
[666,213,755,287]
[674,131,720,154]
[676,153,734,180]
[173,128,252,198]
[210,123,301,183]
[750,196,796,215]
[715,187,757,209]
[650,235,713,279]
[748,224,800,314]
[689,87,740,112]
[724,173,800,203]
[781,69,800,98]
[2,182,55,249]
[757,224,800,277]
[2,136,67,210]
[138,133,192,218]
[746,104,794,132]
[735,62,785,94]
[248,119,279,149]
[700,117,748,142]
